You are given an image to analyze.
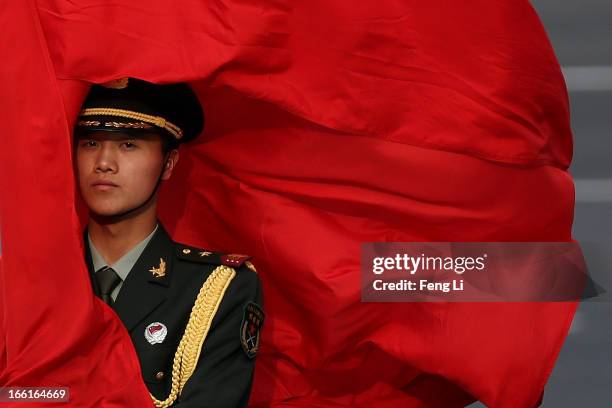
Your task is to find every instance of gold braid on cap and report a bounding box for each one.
[80,108,183,139]
[150,265,236,407]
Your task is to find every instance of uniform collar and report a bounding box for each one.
[84,222,176,331]
[88,223,159,281]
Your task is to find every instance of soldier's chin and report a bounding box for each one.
[87,203,130,219]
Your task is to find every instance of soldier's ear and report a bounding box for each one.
[161,149,179,180]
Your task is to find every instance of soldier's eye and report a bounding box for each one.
[82,140,97,148]
[121,141,137,149]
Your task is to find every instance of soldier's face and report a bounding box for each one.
[75,131,178,217]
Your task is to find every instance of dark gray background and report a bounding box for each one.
[535,0,612,406]
[471,1,612,407]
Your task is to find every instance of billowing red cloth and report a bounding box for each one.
[0,1,154,407]
[1,0,576,407]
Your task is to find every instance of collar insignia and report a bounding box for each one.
[149,258,166,278]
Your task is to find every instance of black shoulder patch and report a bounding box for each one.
[240,302,264,359]
[175,244,221,264]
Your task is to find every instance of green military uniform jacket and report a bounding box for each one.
[85,224,264,407]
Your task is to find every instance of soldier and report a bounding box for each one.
[73,78,264,407]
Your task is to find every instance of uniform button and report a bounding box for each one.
[155,371,165,380]
[182,248,191,254]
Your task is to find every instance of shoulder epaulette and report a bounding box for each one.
[175,244,257,273]
[220,254,252,269]
[175,243,222,264]
[243,260,257,273]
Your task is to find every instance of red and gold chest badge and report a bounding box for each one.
[241,302,264,359]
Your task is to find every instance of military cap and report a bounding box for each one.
[76,78,204,143]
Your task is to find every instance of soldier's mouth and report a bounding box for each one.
[91,181,119,191]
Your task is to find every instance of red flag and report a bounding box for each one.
[1,0,576,407]
[0,256,5,376]
[0,1,153,407]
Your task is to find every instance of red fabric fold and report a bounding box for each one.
[0,1,153,406]
[1,0,577,407]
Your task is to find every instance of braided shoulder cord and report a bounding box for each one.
[151,265,236,407]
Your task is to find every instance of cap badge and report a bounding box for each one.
[101,78,129,89]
